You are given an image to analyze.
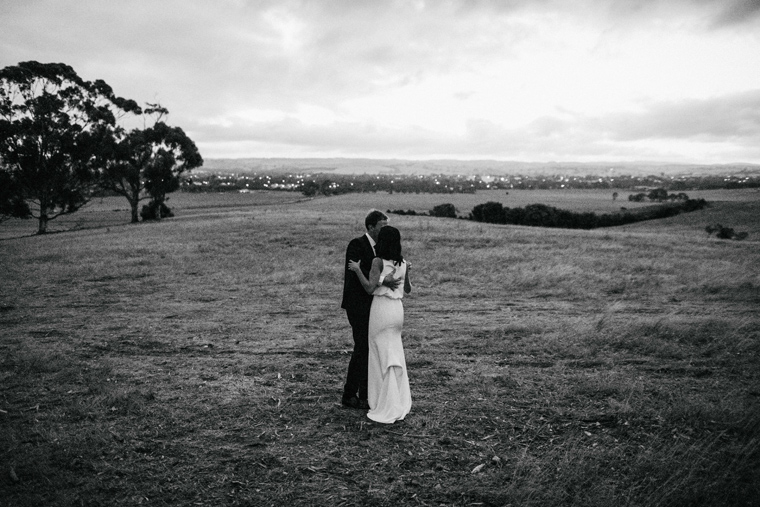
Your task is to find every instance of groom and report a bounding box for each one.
[340,210,397,409]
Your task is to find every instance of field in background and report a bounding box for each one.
[2,187,758,239]
[1,190,759,505]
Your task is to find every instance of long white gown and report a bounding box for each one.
[367,259,411,424]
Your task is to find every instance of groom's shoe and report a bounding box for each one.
[342,396,369,410]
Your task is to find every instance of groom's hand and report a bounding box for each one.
[382,277,401,290]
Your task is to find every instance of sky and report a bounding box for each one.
[2,0,760,164]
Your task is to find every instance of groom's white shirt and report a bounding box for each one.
[365,233,376,255]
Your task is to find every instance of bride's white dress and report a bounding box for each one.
[367,259,411,424]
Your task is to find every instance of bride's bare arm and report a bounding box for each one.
[348,258,384,294]
[404,262,412,294]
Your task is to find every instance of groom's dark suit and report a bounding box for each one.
[341,233,375,401]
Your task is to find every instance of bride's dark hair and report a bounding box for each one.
[375,226,404,265]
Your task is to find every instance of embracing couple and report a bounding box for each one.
[340,210,413,424]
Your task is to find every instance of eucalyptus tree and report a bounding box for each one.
[101,105,203,222]
[0,61,140,233]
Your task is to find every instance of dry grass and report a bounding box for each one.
[1,190,759,506]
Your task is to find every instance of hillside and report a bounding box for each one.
[1,194,758,506]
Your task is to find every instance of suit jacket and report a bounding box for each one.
[341,234,375,314]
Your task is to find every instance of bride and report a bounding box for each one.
[348,226,412,424]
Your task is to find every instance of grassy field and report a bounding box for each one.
[1,189,759,506]
[4,187,759,239]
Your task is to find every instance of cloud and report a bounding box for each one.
[193,115,450,158]
[710,0,760,28]
[598,90,760,141]
[188,87,760,162]
[2,0,760,163]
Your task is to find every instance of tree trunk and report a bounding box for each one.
[129,189,140,223]
[130,200,139,223]
[37,195,50,234]
[37,213,48,234]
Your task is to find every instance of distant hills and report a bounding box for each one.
[199,158,760,177]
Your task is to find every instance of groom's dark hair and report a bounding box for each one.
[365,210,388,230]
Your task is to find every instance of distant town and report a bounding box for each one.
[184,168,760,196]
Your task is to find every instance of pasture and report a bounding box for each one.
[1,189,759,506]
[3,187,759,239]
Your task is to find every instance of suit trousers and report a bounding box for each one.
[344,306,371,400]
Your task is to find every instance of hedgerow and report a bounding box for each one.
[469,199,709,229]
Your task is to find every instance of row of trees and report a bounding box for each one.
[386,188,708,230]
[0,61,202,233]
[468,199,709,229]
[388,203,459,218]
[628,188,690,202]
[387,197,710,230]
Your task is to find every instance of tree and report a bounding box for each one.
[301,180,319,197]
[99,127,150,223]
[648,188,669,202]
[430,203,457,218]
[706,223,748,240]
[101,105,203,222]
[471,201,505,224]
[522,203,558,227]
[0,61,139,233]
[319,179,333,196]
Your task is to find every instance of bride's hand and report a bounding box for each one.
[347,260,361,273]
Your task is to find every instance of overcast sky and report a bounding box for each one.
[2,0,760,164]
